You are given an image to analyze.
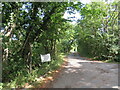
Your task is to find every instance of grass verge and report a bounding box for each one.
[2,54,66,89]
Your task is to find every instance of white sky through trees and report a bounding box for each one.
[63,0,91,24]
[63,0,116,24]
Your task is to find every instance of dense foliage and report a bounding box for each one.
[75,1,120,62]
[1,2,77,88]
[1,1,119,88]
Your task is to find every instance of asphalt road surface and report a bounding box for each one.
[51,52,119,88]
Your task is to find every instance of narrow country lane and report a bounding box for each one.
[50,52,118,88]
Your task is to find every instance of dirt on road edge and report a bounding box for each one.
[40,57,69,88]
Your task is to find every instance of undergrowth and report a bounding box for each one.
[2,55,64,89]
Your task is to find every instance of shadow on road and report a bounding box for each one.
[51,52,118,88]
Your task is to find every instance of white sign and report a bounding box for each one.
[40,53,51,62]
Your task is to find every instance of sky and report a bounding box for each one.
[63,0,115,24]
[63,10,81,24]
[63,0,92,24]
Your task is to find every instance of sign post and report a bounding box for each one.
[40,53,51,63]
